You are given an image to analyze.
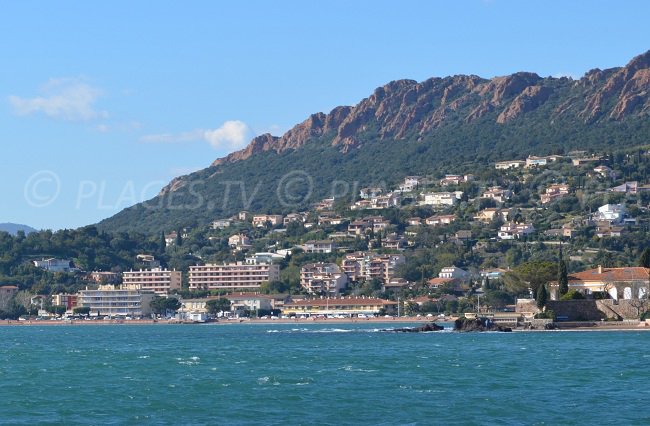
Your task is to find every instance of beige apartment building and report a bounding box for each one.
[189,261,280,291]
[122,268,182,296]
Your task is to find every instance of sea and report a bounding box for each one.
[1,323,649,425]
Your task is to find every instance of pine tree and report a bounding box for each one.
[558,246,569,297]
[175,229,183,247]
[536,284,548,309]
[639,247,650,268]
[159,230,167,253]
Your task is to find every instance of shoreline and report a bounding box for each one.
[2,317,650,331]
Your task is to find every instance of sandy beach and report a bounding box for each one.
[2,316,650,331]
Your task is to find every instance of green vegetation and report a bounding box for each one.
[560,290,585,301]
[150,297,182,315]
[206,298,231,315]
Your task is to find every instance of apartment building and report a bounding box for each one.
[300,263,348,296]
[189,260,280,291]
[122,268,182,296]
[341,252,405,284]
[77,284,155,317]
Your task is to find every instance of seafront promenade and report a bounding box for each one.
[3,316,650,331]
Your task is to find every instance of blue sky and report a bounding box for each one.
[1,0,649,230]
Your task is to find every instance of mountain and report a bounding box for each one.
[0,223,37,235]
[98,51,650,234]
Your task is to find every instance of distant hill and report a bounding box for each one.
[0,223,37,235]
[98,50,650,235]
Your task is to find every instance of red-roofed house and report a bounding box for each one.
[549,265,650,301]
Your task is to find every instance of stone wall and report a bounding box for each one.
[546,300,645,321]
[515,298,540,315]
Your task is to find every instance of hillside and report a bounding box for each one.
[0,223,37,235]
[98,51,650,234]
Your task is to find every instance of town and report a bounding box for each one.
[3,148,650,328]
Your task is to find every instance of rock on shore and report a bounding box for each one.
[384,322,445,332]
[454,317,512,332]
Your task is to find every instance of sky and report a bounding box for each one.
[1,0,649,230]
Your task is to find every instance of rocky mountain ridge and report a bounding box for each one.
[210,50,650,170]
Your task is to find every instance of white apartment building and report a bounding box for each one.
[77,284,155,317]
[421,191,462,207]
[189,260,280,291]
[438,266,470,281]
[122,268,182,296]
[33,258,75,273]
[303,240,336,254]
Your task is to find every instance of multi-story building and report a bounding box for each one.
[481,187,512,203]
[77,284,155,317]
[424,214,456,226]
[540,183,570,204]
[439,174,474,186]
[282,296,397,317]
[228,234,252,251]
[211,219,232,229]
[300,263,348,296]
[303,240,336,254]
[252,214,284,227]
[283,213,307,225]
[495,160,526,170]
[498,223,535,240]
[122,268,182,296]
[188,260,280,291]
[51,293,78,311]
[341,252,405,284]
[421,191,462,207]
[594,204,625,223]
[33,258,75,273]
[438,266,470,281]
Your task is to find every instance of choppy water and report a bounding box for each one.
[1,323,649,425]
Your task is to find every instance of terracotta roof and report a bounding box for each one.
[427,277,455,286]
[285,297,396,307]
[568,267,650,283]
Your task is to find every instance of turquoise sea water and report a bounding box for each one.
[1,323,650,425]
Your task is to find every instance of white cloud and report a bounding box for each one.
[140,120,253,150]
[203,120,251,150]
[8,78,107,121]
[140,130,204,144]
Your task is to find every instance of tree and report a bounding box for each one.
[0,300,28,320]
[206,298,231,316]
[47,305,67,316]
[260,280,290,294]
[150,297,182,316]
[536,284,548,309]
[558,256,569,297]
[639,247,650,268]
[160,230,167,253]
[503,261,556,296]
[73,307,91,315]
